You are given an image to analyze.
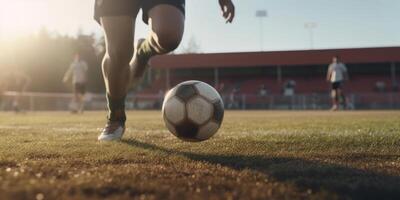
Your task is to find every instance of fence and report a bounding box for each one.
[1,91,399,111]
[224,93,400,110]
[0,91,165,111]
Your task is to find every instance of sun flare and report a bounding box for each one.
[0,1,51,39]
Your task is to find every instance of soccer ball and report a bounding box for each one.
[162,80,224,142]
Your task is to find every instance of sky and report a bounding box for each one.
[0,0,399,53]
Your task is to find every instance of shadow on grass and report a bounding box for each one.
[122,139,400,199]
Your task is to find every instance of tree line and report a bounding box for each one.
[0,30,202,94]
[0,29,105,93]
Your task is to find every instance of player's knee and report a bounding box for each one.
[331,90,336,98]
[155,32,182,53]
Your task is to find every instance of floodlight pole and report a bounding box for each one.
[256,10,267,51]
[304,22,317,49]
[259,17,264,51]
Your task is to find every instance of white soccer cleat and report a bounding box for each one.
[330,105,338,111]
[98,122,126,141]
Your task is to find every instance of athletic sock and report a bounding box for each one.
[106,94,126,125]
[136,39,158,64]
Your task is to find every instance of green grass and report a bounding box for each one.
[1,111,400,200]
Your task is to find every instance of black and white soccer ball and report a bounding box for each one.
[162,80,224,142]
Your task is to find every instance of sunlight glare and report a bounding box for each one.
[0,1,51,39]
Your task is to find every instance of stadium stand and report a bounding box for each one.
[136,47,400,109]
[1,47,399,111]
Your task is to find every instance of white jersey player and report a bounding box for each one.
[326,56,349,111]
[63,54,89,113]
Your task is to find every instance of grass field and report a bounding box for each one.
[0,111,400,200]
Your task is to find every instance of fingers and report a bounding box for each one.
[219,0,225,13]
[227,6,235,23]
[223,3,235,23]
[222,7,229,19]
[229,3,235,23]
[219,0,235,23]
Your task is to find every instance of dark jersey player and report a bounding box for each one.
[95,0,235,141]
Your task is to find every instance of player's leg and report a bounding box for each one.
[15,78,30,113]
[102,16,135,98]
[330,88,338,111]
[148,5,185,54]
[97,16,138,141]
[130,4,184,86]
[0,83,4,111]
[0,96,3,111]
[102,16,136,120]
[12,96,19,112]
[331,82,341,110]
[74,90,80,112]
[13,87,23,113]
[100,17,135,127]
[94,0,141,141]
[337,88,346,109]
[77,86,85,113]
[71,83,79,113]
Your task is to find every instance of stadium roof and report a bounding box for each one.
[150,46,400,69]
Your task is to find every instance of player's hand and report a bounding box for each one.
[219,0,235,23]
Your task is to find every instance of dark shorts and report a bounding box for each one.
[94,0,185,24]
[74,83,86,95]
[331,81,342,90]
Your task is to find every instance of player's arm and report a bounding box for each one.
[343,64,349,81]
[63,66,72,83]
[326,65,332,82]
[218,0,235,23]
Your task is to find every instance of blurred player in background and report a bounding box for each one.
[8,69,31,113]
[95,0,235,141]
[0,74,7,110]
[326,56,349,111]
[63,53,89,113]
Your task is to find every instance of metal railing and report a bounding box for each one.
[223,93,400,110]
[1,91,399,111]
